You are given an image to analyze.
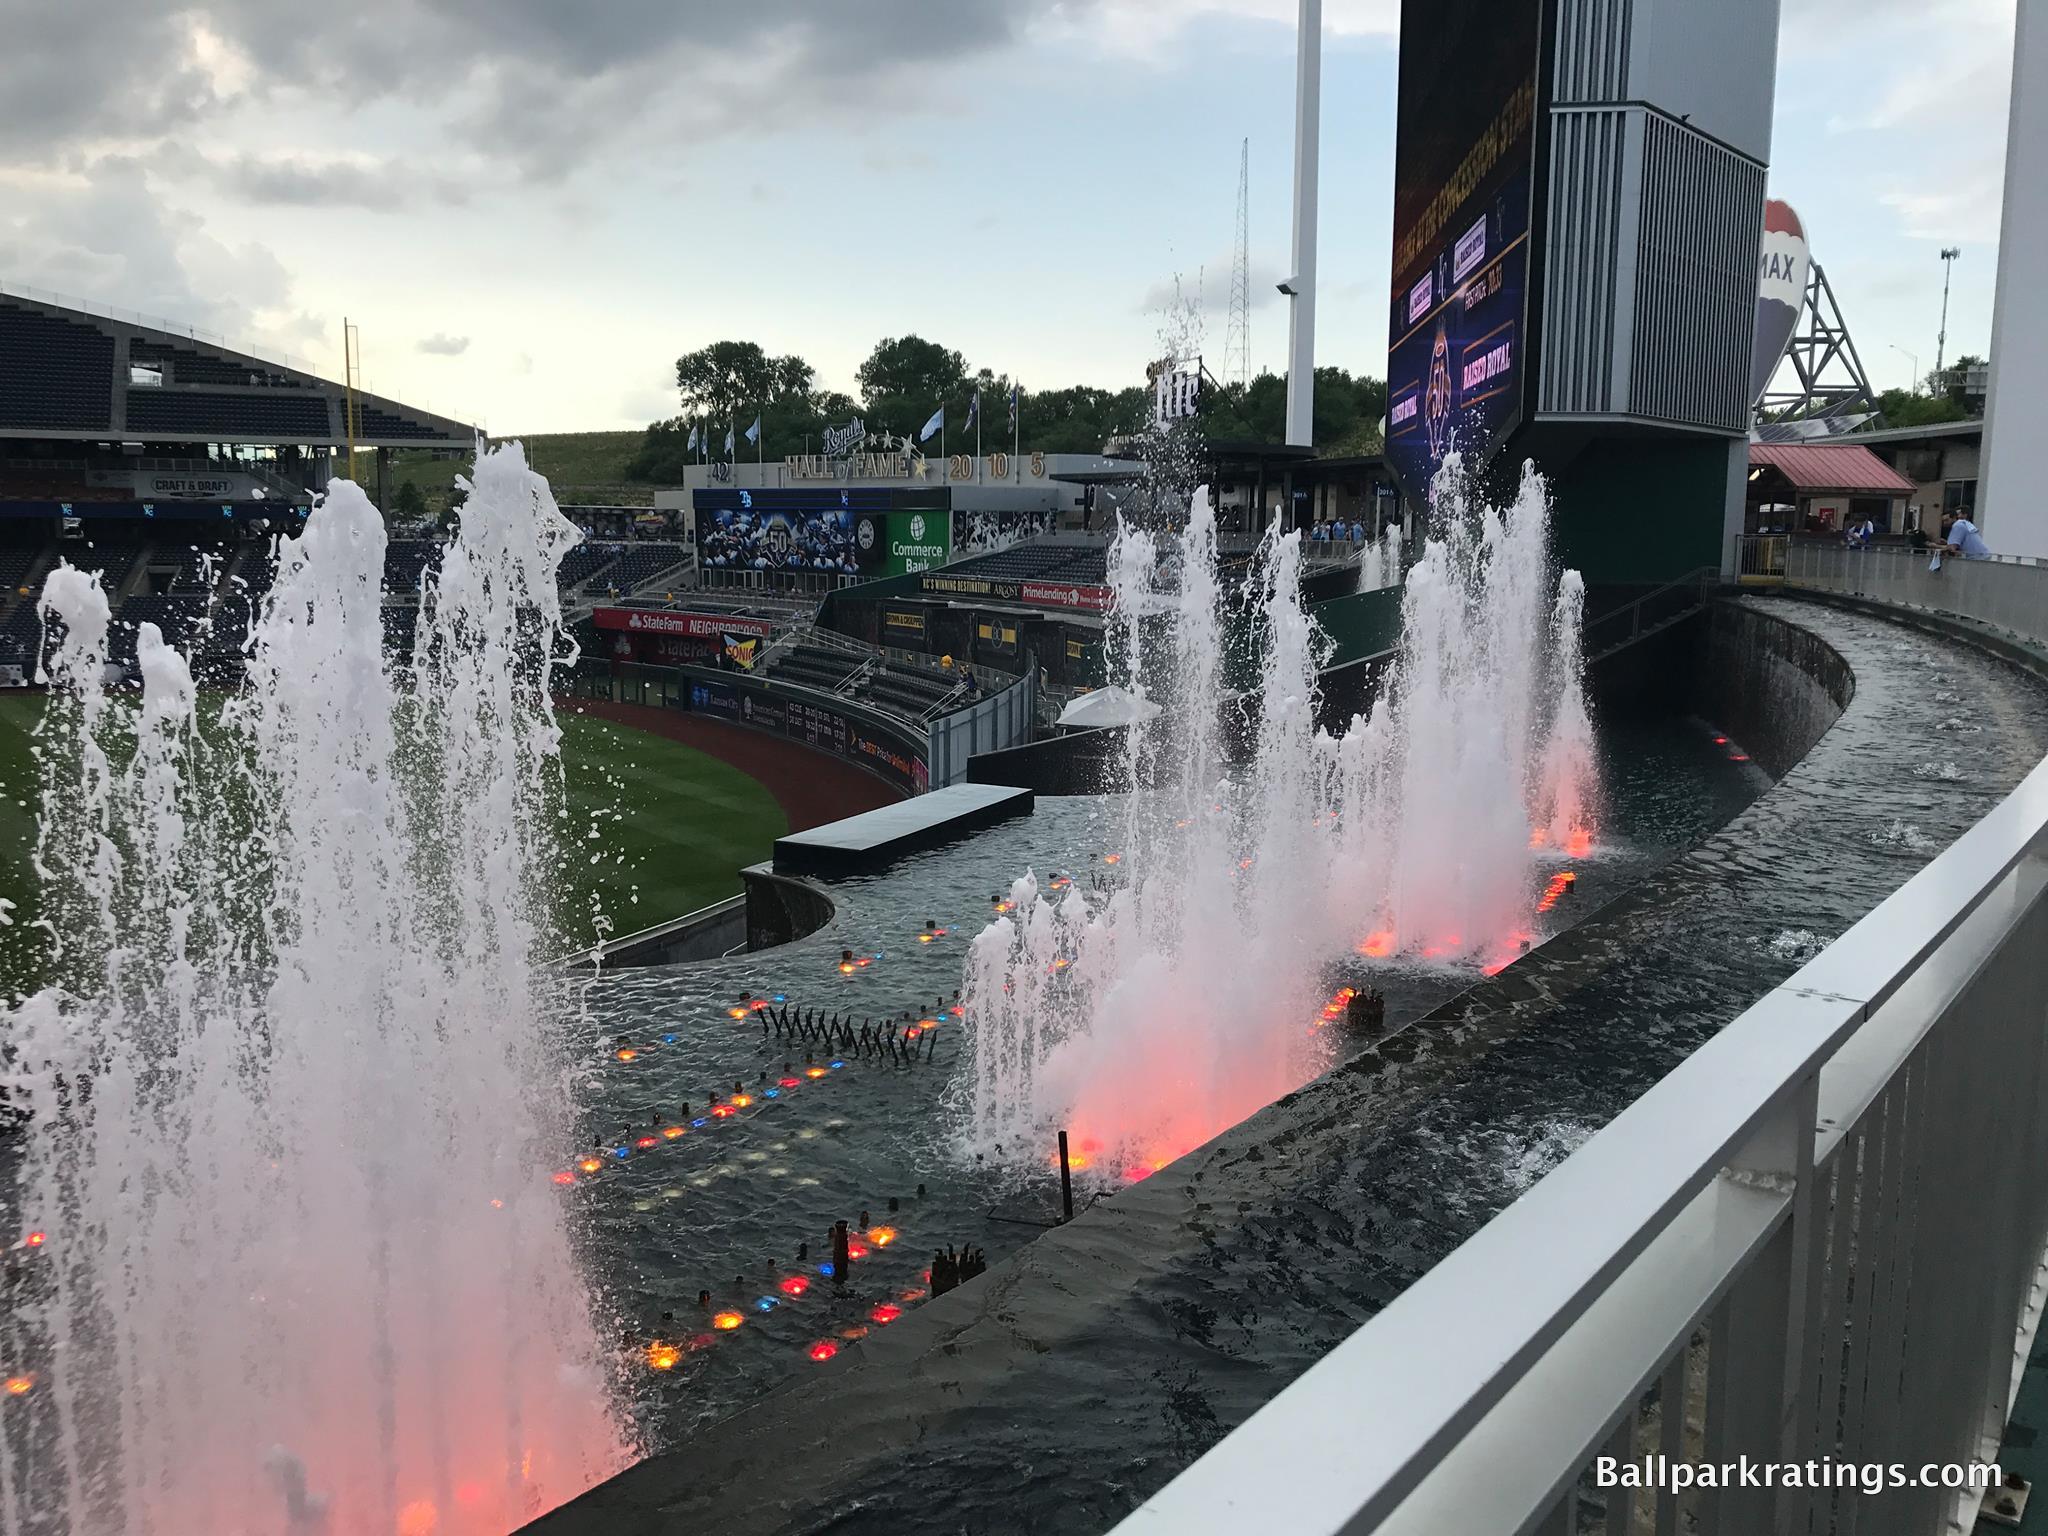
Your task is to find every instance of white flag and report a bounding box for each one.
[919,405,945,443]
[745,414,762,445]
[686,423,699,451]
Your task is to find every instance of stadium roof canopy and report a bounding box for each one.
[0,286,476,449]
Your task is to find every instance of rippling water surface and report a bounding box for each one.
[575,685,1763,1445]
[538,598,2048,1536]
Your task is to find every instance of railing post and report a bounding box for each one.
[1698,1069,1821,1536]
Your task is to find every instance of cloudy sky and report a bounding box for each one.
[0,0,2015,433]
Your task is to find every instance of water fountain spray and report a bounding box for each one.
[961,458,1596,1181]
[0,445,630,1536]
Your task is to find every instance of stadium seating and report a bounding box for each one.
[0,547,47,599]
[768,642,866,692]
[589,543,687,594]
[556,545,617,591]
[129,339,304,390]
[0,600,43,663]
[383,540,442,595]
[56,535,146,594]
[354,405,451,441]
[0,304,116,431]
[126,390,332,439]
[861,663,964,719]
[940,542,1109,587]
[112,593,211,662]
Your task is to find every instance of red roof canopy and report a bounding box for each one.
[1749,442,1916,495]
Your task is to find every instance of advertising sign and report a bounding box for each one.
[1386,0,1543,500]
[852,509,954,577]
[920,573,1112,613]
[1751,199,1809,406]
[677,669,927,795]
[592,607,776,639]
[696,501,863,577]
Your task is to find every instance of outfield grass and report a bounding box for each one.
[554,711,787,941]
[0,694,41,995]
[0,696,785,991]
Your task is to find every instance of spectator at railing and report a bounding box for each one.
[1937,509,1991,562]
[1844,513,1876,550]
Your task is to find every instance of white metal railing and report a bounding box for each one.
[1117,581,2048,1536]
[1771,540,2048,641]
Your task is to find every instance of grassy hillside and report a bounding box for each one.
[381,429,656,516]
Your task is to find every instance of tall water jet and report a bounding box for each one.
[961,460,1597,1176]
[0,446,630,1535]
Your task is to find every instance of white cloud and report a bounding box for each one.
[416,333,471,356]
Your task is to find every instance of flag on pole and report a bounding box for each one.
[744,414,762,445]
[965,391,979,430]
[1008,384,1019,429]
[919,405,945,443]
[686,423,699,451]
[723,426,735,457]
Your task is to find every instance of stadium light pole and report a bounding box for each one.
[1283,0,1321,448]
[1936,246,1960,375]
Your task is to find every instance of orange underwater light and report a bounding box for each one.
[646,1342,682,1371]
[712,1311,744,1331]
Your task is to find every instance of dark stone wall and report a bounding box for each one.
[741,864,836,952]
[1689,598,1855,777]
[965,724,1128,795]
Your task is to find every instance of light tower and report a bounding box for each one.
[1936,246,1960,375]
[1282,0,1320,447]
[1223,138,1252,390]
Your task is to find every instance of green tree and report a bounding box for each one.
[857,335,970,440]
[1873,387,1968,429]
[390,479,428,523]
[672,339,816,432]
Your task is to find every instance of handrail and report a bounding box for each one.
[1120,569,2048,1534]
[1117,742,2048,1534]
[1581,565,1716,660]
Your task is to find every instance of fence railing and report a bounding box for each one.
[1760,538,2048,642]
[1116,571,2048,1536]
[1582,566,1716,661]
[927,666,1036,788]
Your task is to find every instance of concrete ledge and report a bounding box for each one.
[1778,586,2048,687]
[771,783,1034,877]
[570,895,748,969]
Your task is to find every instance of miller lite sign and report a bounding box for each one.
[1751,199,1809,406]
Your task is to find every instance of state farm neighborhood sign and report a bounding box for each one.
[591,608,776,638]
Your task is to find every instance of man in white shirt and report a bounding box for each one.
[1939,509,1991,560]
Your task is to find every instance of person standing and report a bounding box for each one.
[1939,508,1991,560]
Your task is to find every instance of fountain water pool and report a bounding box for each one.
[0,448,628,1535]
[961,463,1597,1178]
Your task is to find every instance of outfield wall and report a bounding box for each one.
[570,661,931,796]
